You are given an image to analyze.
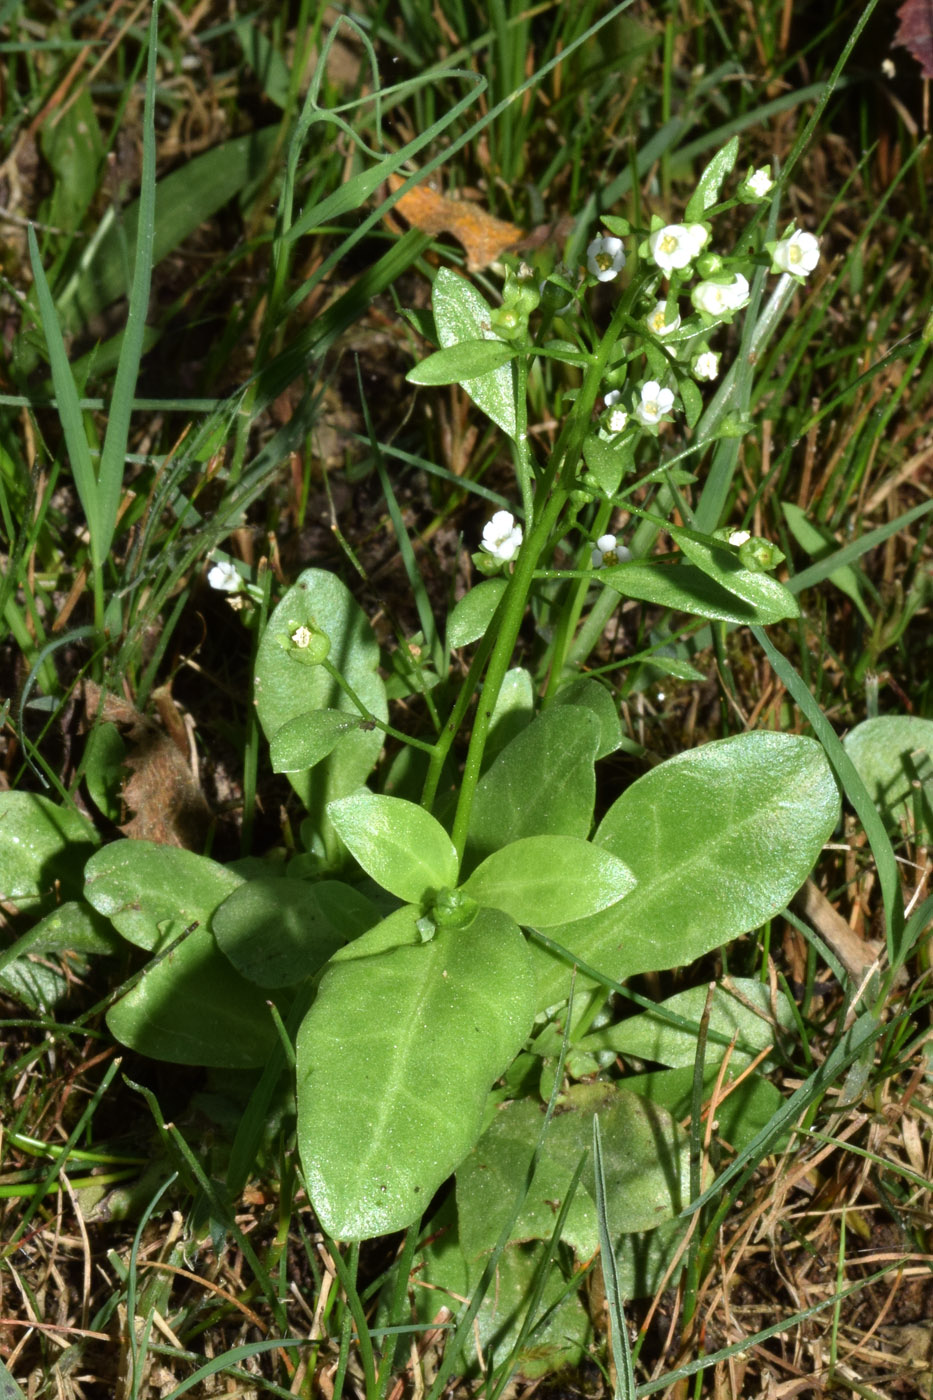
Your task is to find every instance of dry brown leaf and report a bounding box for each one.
[386,172,573,272]
[894,0,933,78]
[82,681,210,850]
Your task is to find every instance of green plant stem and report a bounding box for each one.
[513,346,535,524]
[420,624,498,813]
[544,496,614,699]
[450,292,636,860]
[321,658,437,756]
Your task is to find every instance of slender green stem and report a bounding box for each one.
[321,659,438,756]
[544,495,614,700]
[450,291,637,860]
[513,349,535,524]
[421,624,498,813]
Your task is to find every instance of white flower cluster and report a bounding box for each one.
[480,510,523,563]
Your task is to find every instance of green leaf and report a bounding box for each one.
[84,840,242,951]
[532,732,840,1010]
[844,715,933,840]
[668,526,799,622]
[783,502,873,622]
[0,901,119,979]
[599,559,796,624]
[406,338,516,386]
[0,793,98,911]
[680,376,704,428]
[327,791,458,903]
[83,722,127,822]
[461,835,635,927]
[432,267,518,440]
[622,1065,788,1153]
[551,678,622,759]
[106,924,277,1068]
[582,433,628,497]
[465,705,602,868]
[685,135,739,221]
[418,1225,590,1379]
[579,978,796,1069]
[296,906,536,1238]
[270,709,365,773]
[457,1098,598,1260]
[253,569,387,841]
[487,666,535,760]
[212,877,380,988]
[448,578,508,648]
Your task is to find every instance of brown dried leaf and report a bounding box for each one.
[894,0,933,78]
[82,681,210,850]
[386,172,574,272]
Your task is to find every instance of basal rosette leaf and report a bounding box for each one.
[296,906,536,1239]
[531,731,839,1009]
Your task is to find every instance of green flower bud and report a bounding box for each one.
[696,251,724,278]
[738,536,786,572]
[432,887,479,931]
[277,619,331,664]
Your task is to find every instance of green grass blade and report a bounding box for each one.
[593,1116,636,1400]
[27,225,99,548]
[94,0,159,566]
[752,627,905,965]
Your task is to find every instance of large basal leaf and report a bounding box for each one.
[622,1064,788,1154]
[551,677,622,759]
[84,840,242,951]
[844,715,933,840]
[0,793,98,911]
[296,906,536,1239]
[579,977,796,1070]
[532,732,839,1010]
[212,876,380,988]
[461,835,635,927]
[253,569,387,830]
[432,267,517,440]
[327,791,458,903]
[418,1225,591,1379]
[465,705,601,870]
[106,924,277,1067]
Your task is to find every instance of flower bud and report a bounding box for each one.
[738,536,786,572]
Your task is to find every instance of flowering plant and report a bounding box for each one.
[9,137,862,1371]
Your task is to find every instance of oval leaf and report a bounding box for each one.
[327,791,458,903]
[212,876,380,987]
[0,792,98,910]
[84,840,241,951]
[461,835,635,927]
[670,527,799,622]
[254,569,387,822]
[465,705,602,868]
[406,338,516,386]
[270,709,364,774]
[599,560,795,624]
[531,732,839,1009]
[106,924,277,1067]
[433,267,517,440]
[296,906,536,1238]
[844,715,933,838]
[448,577,508,648]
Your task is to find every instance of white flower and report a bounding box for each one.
[728,530,751,546]
[635,380,675,426]
[604,389,623,407]
[608,408,628,433]
[481,510,523,562]
[746,166,773,198]
[693,350,720,381]
[646,300,681,337]
[647,223,709,274]
[591,534,632,568]
[586,235,626,282]
[692,273,750,317]
[771,229,820,279]
[207,561,241,592]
